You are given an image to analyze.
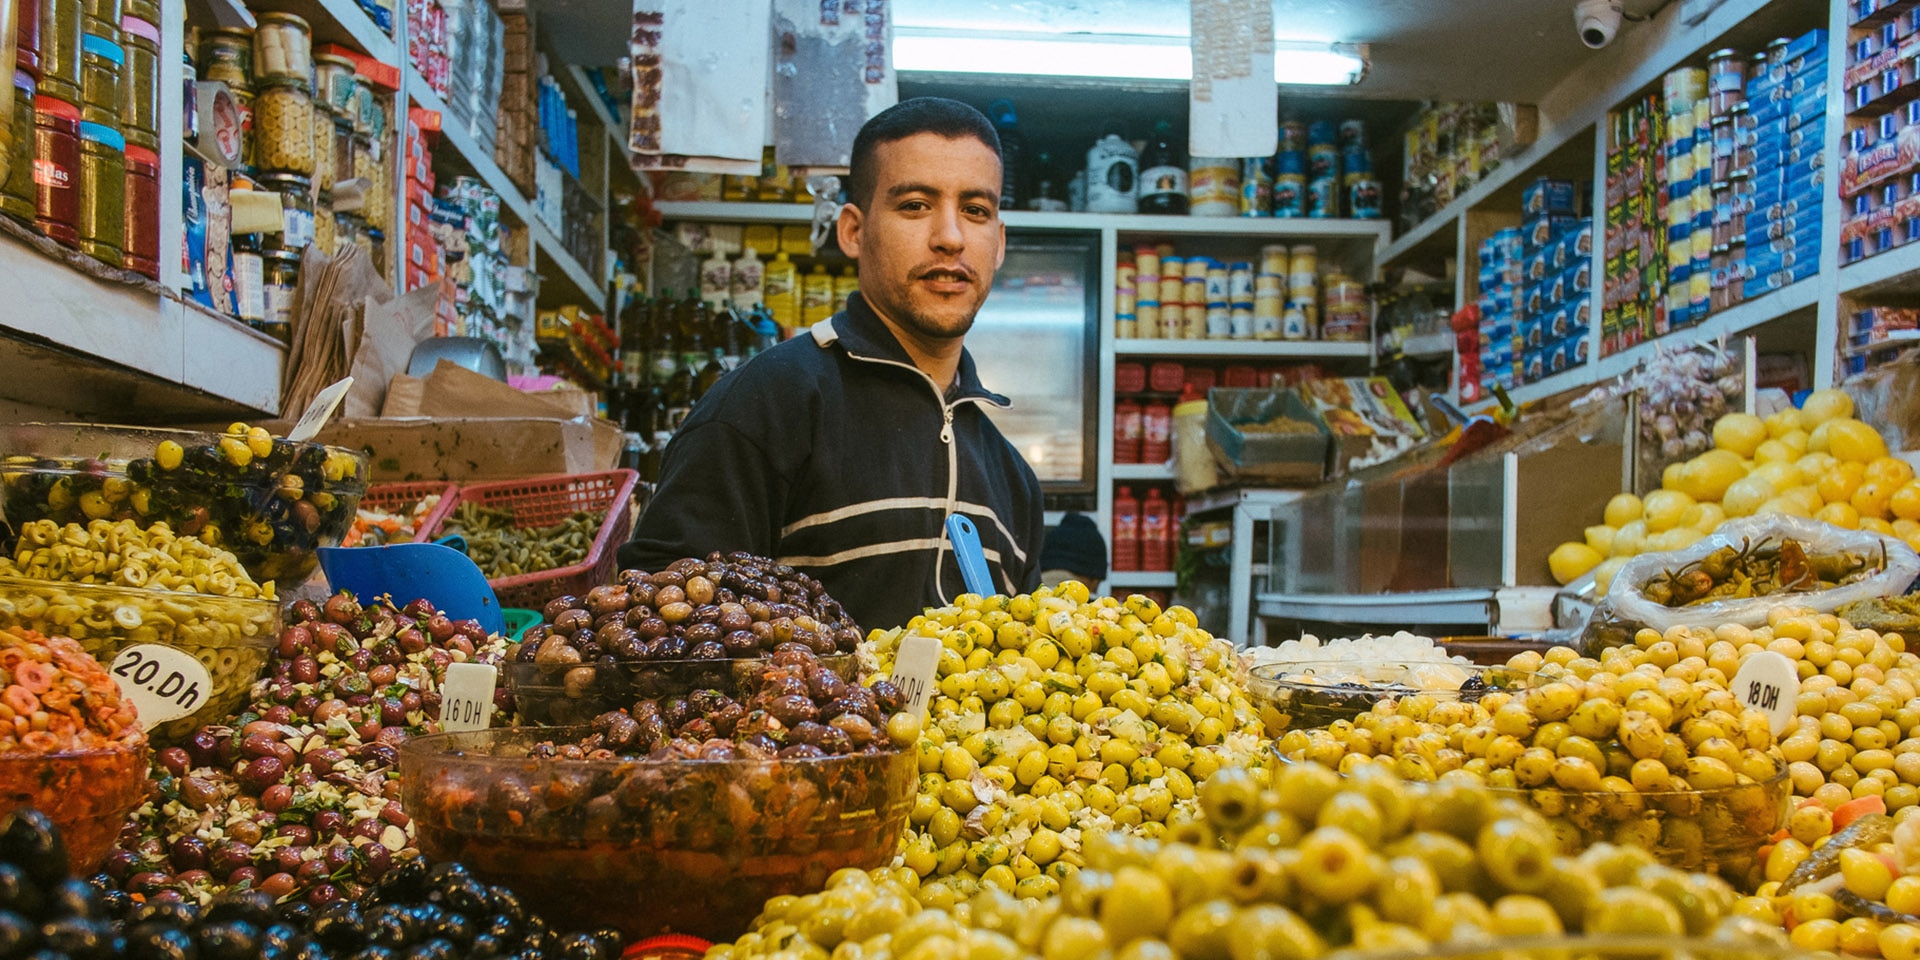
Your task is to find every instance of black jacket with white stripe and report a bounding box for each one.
[618,292,1046,632]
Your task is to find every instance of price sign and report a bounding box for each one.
[287,377,355,442]
[1731,650,1800,736]
[890,634,942,720]
[109,645,212,725]
[437,662,498,732]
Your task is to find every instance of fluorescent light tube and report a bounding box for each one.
[892,31,1366,85]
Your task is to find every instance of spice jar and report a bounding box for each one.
[31,93,77,245]
[75,117,121,265]
[309,103,333,189]
[18,0,42,81]
[199,27,249,91]
[0,70,34,221]
[121,140,154,277]
[252,13,308,87]
[77,26,118,126]
[37,0,78,102]
[251,77,310,174]
[118,11,154,148]
[313,52,353,114]
[261,249,298,340]
[256,170,311,254]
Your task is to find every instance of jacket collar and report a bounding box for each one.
[811,291,1010,407]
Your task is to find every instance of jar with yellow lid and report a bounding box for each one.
[198,27,249,91]
[251,13,308,88]
[251,77,311,175]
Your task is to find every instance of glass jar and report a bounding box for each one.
[363,137,386,230]
[37,0,78,103]
[198,27,249,91]
[0,69,33,221]
[75,116,121,265]
[350,80,372,136]
[76,25,117,126]
[79,0,113,27]
[329,113,351,187]
[230,84,251,167]
[311,188,333,254]
[334,208,362,253]
[261,249,298,341]
[31,92,77,246]
[313,52,353,114]
[309,102,333,189]
[120,139,154,277]
[117,12,153,148]
[251,13,308,88]
[18,0,42,82]
[351,131,371,187]
[121,0,146,21]
[251,77,309,174]
[364,225,383,276]
[256,170,311,254]
[231,233,264,321]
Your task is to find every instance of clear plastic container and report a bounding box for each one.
[400,728,916,942]
[1250,659,1535,733]
[0,741,147,874]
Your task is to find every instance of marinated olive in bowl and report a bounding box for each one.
[0,422,369,585]
[505,653,859,727]
[1248,659,1536,733]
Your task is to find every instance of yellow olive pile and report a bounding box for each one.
[861,585,1266,905]
[707,763,1793,959]
[0,518,274,598]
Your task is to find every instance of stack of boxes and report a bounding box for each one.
[1518,178,1593,383]
[1474,228,1523,395]
[495,14,538,197]
[440,0,506,153]
[1744,29,1826,298]
[403,112,444,303]
[1842,8,1919,266]
[406,0,449,98]
[1603,94,1666,356]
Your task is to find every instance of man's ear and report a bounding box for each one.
[837,203,863,259]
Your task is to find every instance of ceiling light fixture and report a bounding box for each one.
[891,29,1369,86]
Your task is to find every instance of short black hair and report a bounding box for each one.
[845,97,1001,210]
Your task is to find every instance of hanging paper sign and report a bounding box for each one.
[770,0,897,171]
[630,0,771,174]
[1190,0,1277,159]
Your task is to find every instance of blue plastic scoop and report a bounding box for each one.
[946,514,995,597]
[317,542,506,636]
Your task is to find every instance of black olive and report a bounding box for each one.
[123,923,195,960]
[442,878,490,917]
[0,909,38,956]
[365,913,414,950]
[479,914,517,942]
[424,863,468,888]
[94,890,130,923]
[39,917,111,960]
[589,927,624,958]
[128,900,199,929]
[484,886,524,924]
[402,937,455,960]
[555,931,608,960]
[403,903,444,933]
[308,902,367,952]
[44,880,101,920]
[340,948,394,960]
[285,937,330,960]
[0,863,42,917]
[201,891,275,930]
[192,921,259,960]
[371,860,428,906]
[0,811,68,886]
[427,910,473,949]
[466,932,505,959]
[275,901,314,928]
[258,924,298,957]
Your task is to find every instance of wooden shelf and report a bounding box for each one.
[1113,339,1371,358]
[410,73,603,310]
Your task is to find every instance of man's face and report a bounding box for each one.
[838,133,1006,341]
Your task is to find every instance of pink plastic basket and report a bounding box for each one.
[426,470,638,610]
[347,481,460,545]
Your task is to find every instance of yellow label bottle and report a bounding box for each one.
[832,265,858,309]
[802,264,834,325]
[764,252,798,334]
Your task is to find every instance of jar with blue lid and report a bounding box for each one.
[75,117,121,265]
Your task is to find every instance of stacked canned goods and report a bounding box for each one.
[1842,10,1915,267]
[1116,242,1329,342]
[1231,117,1381,219]
[1741,28,1825,297]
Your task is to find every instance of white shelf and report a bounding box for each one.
[1485,278,1820,411]
[1112,463,1174,480]
[654,201,812,222]
[1108,571,1178,589]
[1840,243,1920,300]
[1401,332,1455,358]
[651,201,1392,241]
[1113,339,1371,358]
[410,73,603,310]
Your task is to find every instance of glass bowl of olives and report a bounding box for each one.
[0,423,370,586]
[503,653,861,726]
[0,578,278,743]
[0,741,149,875]
[1248,660,1538,733]
[399,728,917,943]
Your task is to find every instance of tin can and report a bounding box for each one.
[1158,258,1184,304]
[1188,158,1239,216]
[1159,300,1182,340]
[1205,302,1230,338]
[1134,301,1159,338]
[1116,258,1136,295]
[1664,67,1706,112]
[1349,177,1382,219]
[32,93,78,246]
[1229,305,1252,339]
[1712,181,1732,245]
[1272,173,1304,217]
[1204,265,1228,301]
[1278,120,1306,153]
[1239,156,1270,216]
[1259,245,1288,275]
[75,118,121,265]
[121,139,154,277]
[1183,276,1206,306]
[1308,142,1338,181]
[1274,149,1304,176]
[38,0,80,103]
[1114,312,1136,339]
[17,0,42,81]
[1185,256,1210,281]
[1228,261,1253,301]
[1307,176,1336,218]
[1135,245,1160,279]
[1183,302,1207,339]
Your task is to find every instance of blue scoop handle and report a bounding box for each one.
[946,514,994,597]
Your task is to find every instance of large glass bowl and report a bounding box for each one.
[0,577,277,742]
[1329,933,1826,959]
[399,728,916,943]
[0,741,149,875]
[1248,659,1536,733]
[0,423,370,585]
[503,653,861,726]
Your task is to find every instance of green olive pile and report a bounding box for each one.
[0,423,366,584]
[863,584,1266,906]
[440,503,603,580]
[707,763,1796,959]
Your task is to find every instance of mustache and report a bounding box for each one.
[911,264,977,282]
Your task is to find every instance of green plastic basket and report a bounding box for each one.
[501,608,542,642]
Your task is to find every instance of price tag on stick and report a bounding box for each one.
[889,634,942,720]
[110,645,213,726]
[1731,650,1800,737]
[438,662,498,732]
[287,376,355,443]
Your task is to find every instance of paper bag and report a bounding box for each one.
[344,282,440,417]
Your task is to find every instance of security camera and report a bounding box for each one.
[1575,0,1623,48]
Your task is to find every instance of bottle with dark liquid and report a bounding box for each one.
[1138,120,1189,214]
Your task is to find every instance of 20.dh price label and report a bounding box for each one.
[109,645,212,725]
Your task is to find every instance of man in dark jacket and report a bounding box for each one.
[619,97,1045,631]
